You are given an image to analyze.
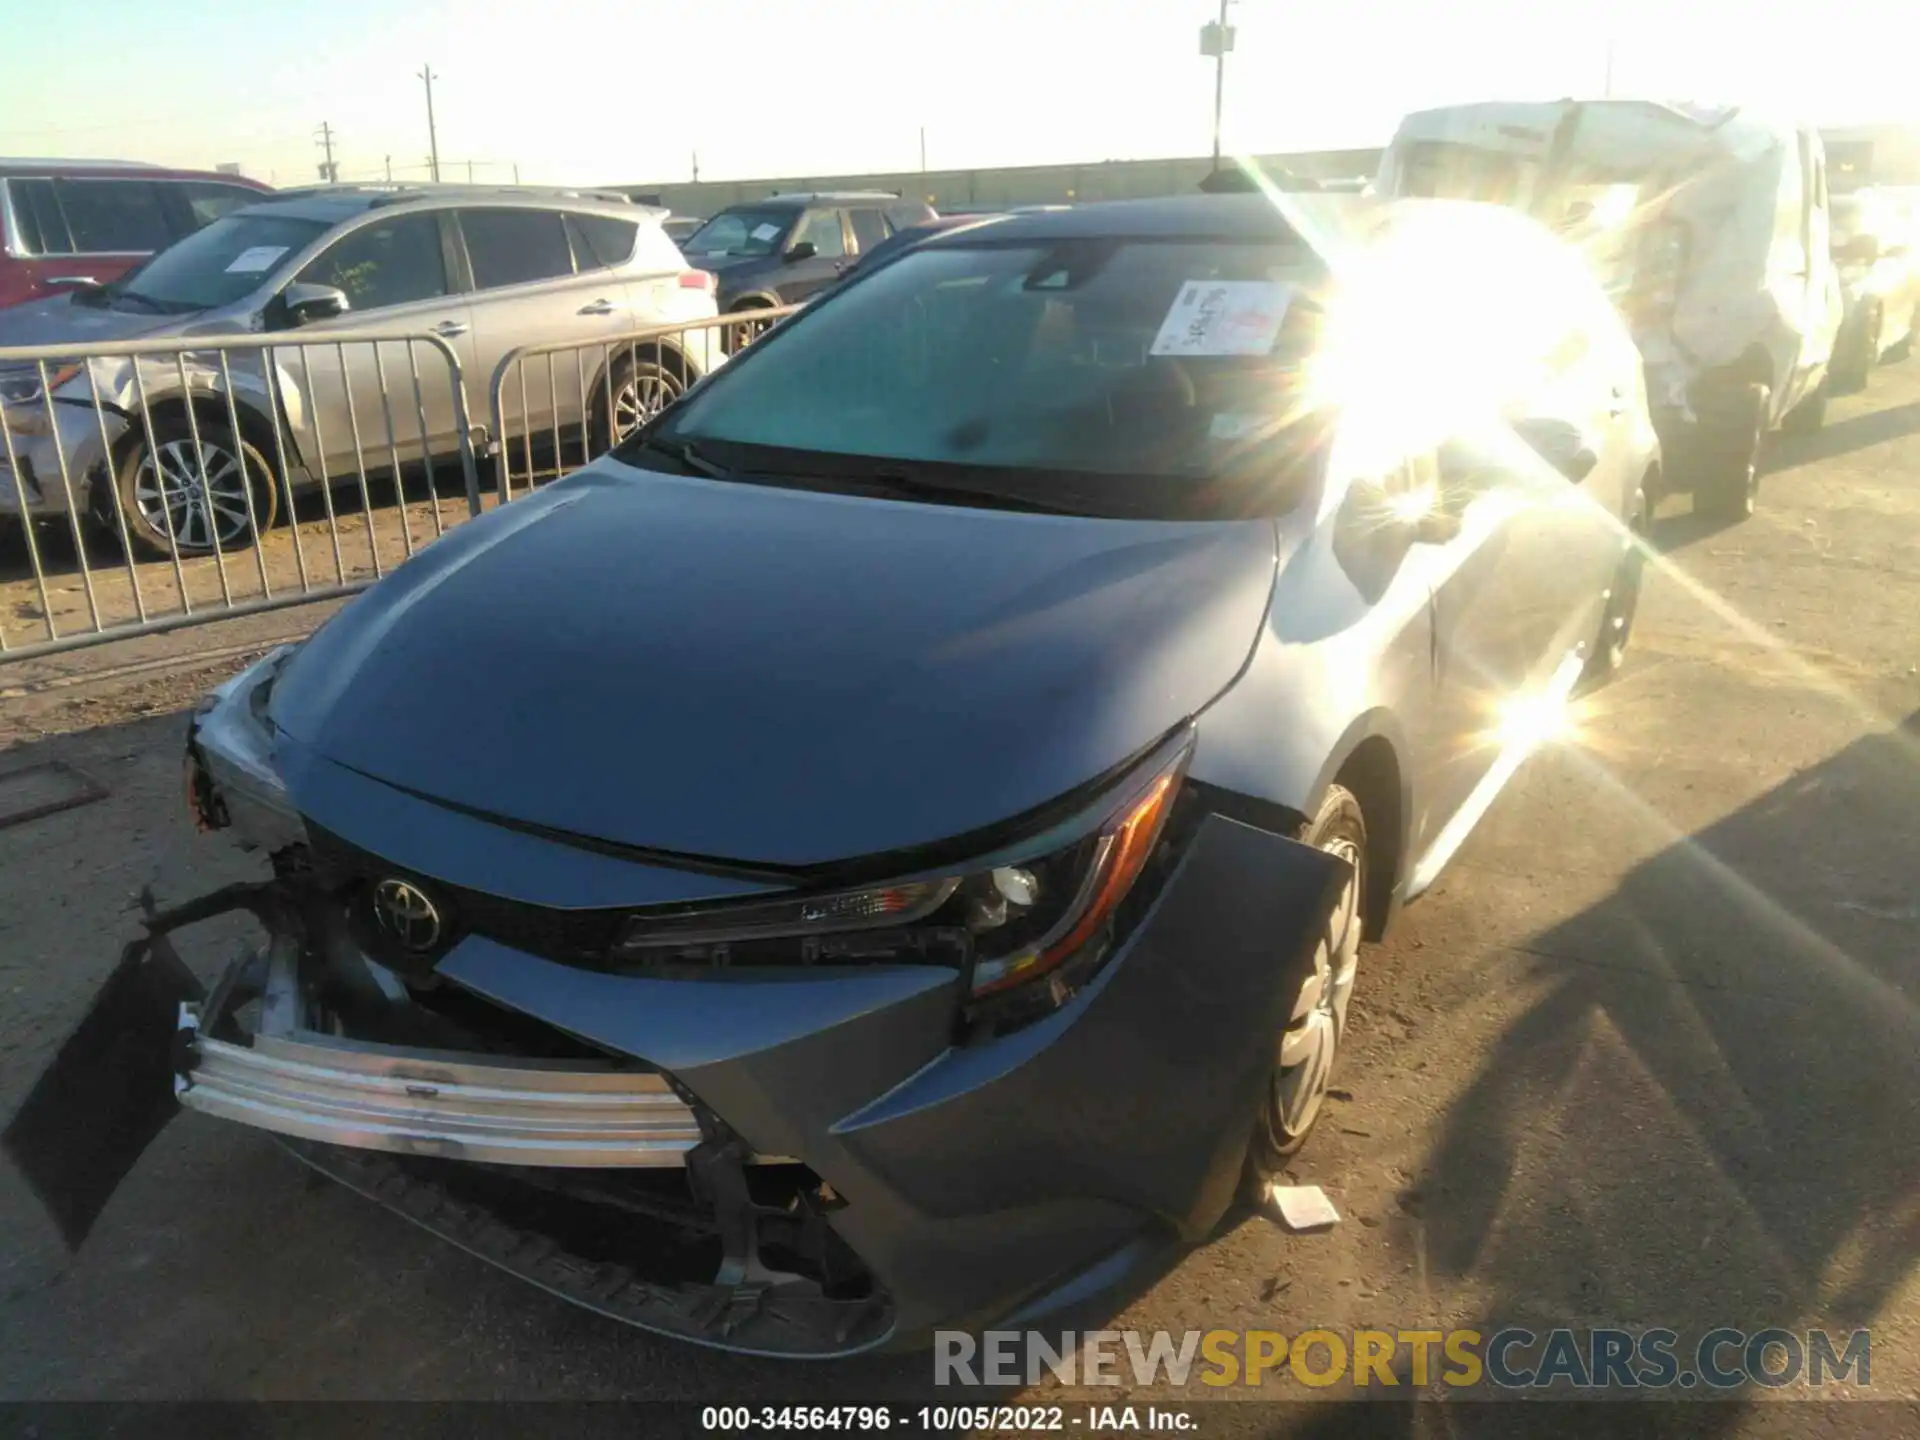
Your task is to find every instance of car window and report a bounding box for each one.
[794,210,847,258]
[54,179,173,253]
[173,182,266,229]
[1776,142,1807,247]
[681,208,791,258]
[9,179,69,255]
[848,208,889,254]
[565,213,639,269]
[299,214,450,312]
[461,208,575,289]
[109,212,328,313]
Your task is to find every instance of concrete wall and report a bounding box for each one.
[616,148,1384,219]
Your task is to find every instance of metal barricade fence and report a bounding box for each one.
[487,307,804,501]
[0,331,481,663]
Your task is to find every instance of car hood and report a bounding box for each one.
[269,463,1277,868]
[0,294,184,348]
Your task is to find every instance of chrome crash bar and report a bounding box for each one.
[175,1016,708,1168]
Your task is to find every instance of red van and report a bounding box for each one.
[0,160,272,309]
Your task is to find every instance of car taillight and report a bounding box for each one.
[679,270,715,293]
[1628,220,1688,322]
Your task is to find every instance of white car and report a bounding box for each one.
[1377,100,1844,522]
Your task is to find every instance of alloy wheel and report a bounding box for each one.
[133,438,254,552]
[1273,834,1364,1142]
[611,370,679,441]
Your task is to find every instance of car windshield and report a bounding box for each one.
[639,236,1329,515]
[681,208,792,257]
[100,213,327,314]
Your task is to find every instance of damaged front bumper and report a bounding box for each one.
[6,654,1348,1356]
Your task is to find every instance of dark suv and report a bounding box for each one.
[678,191,935,312]
[0,160,271,309]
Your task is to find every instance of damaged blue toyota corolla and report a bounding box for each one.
[5,194,1657,1356]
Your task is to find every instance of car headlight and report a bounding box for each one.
[185,644,302,847]
[0,362,84,409]
[608,733,1193,1009]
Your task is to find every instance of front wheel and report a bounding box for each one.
[1581,486,1648,688]
[1243,784,1367,1187]
[109,418,278,560]
[1691,383,1768,523]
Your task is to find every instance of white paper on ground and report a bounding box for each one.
[1267,1182,1341,1231]
[224,246,289,275]
[1150,280,1293,358]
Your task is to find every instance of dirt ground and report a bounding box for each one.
[1,363,1918,1432]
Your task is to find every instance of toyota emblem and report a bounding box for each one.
[371,879,442,952]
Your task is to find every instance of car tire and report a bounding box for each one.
[589,355,684,456]
[1887,309,1915,363]
[109,417,279,561]
[1692,382,1768,523]
[1242,783,1367,1191]
[1580,484,1647,688]
[723,298,778,355]
[1781,377,1828,436]
[1831,306,1878,392]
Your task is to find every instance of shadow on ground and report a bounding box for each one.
[1284,714,1920,1436]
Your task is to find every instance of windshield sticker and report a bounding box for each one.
[1150,280,1293,357]
[224,246,290,275]
[750,223,782,242]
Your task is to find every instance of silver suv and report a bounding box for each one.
[0,186,720,556]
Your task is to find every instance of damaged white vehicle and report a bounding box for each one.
[1377,100,1844,521]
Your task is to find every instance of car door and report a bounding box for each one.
[776,208,852,303]
[1801,135,1844,385]
[278,209,478,481]
[456,205,640,463]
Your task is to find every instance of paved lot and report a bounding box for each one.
[1,363,1917,1425]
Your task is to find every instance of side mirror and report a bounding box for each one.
[783,241,818,264]
[1511,416,1599,483]
[282,282,349,325]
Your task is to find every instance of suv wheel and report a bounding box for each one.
[591,356,683,455]
[1244,784,1367,1188]
[1692,382,1768,523]
[111,418,278,560]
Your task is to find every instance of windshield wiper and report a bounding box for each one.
[854,463,1089,516]
[628,434,733,480]
[110,290,171,314]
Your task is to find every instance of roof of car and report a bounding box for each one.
[0,159,271,186]
[227,184,655,227]
[741,191,909,208]
[919,192,1380,245]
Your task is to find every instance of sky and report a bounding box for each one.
[0,0,1913,188]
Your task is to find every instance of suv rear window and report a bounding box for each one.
[848,208,890,252]
[461,208,575,289]
[9,177,174,255]
[565,213,638,269]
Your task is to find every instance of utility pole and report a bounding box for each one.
[466,159,474,183]
[314,121,338,183]
[1603,37,1616,97]
[920,127,927,174]
[384,155,392,182]
[418,64,442,183]
[692,150,700,183]
[1200,0,1236,172]
[513,163,521,185]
